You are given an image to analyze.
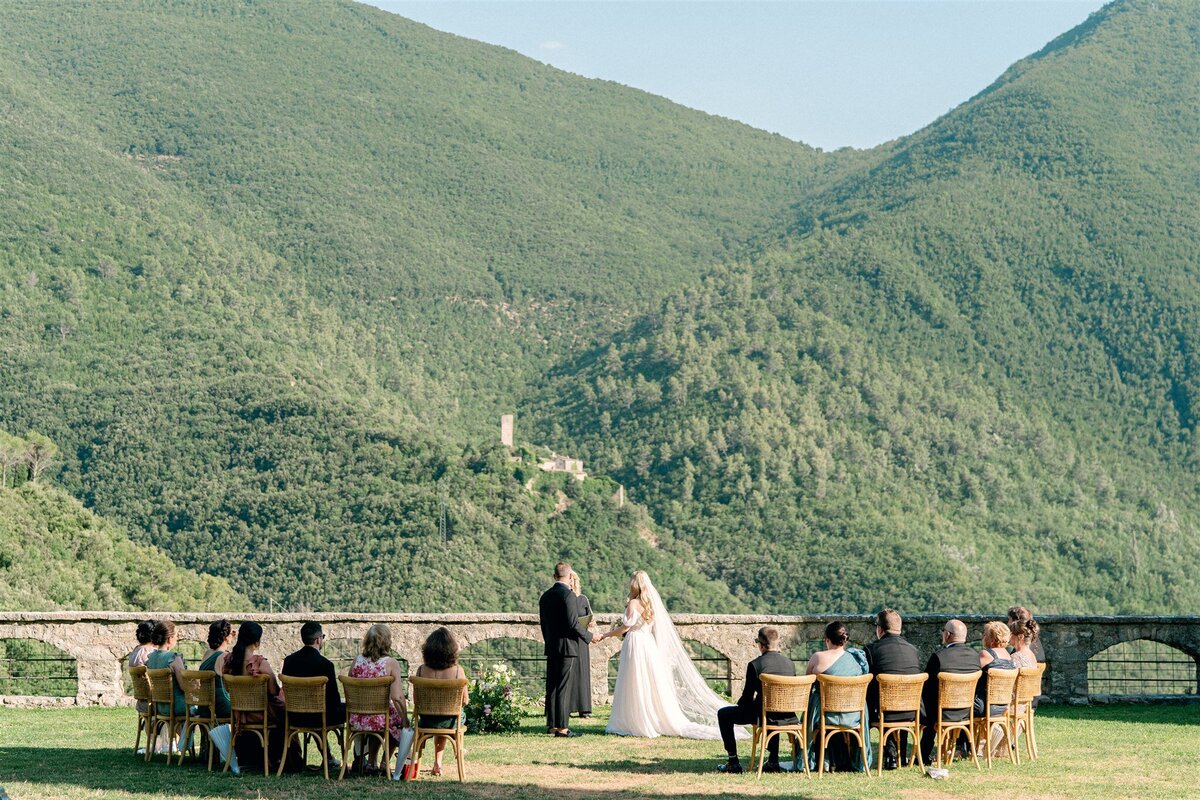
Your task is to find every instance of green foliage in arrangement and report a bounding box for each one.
[1,0,1199,615]
[463,662,533,734]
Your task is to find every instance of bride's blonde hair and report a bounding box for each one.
[628,570,655,624]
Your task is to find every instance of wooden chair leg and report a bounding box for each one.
[277,727,292,777]
[455,730,465,781]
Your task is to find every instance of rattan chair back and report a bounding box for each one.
[129,665,152,703]
[147,667,175,706]
[985,668,1019,707]
[340,675,394,717]
[411,676,468,717]
[760,673,815,716]
[280,675,328,715]
[181,670,216,709]
[1015,664,1044,703]
[223,673,270,713]
[876,673,927,714]
[938,670,981,712]
[816,672,872,714]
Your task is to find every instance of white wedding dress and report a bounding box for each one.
[605,578,742,740]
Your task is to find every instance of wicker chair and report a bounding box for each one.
[752,673,815,778]
[146,667,184,764]
[279,675,343,779]
[178,670,230,770]
[973,668,1018,769]
[814,673,872,777]
[410,676,469,781]
[128,665,153,758]
[1011,663,1046,764]
[933,671,981,770]
[223,673,275,776]
[873,673,927,776]
[338,675,396,780]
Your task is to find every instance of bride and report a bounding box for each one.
[596,570,741,740]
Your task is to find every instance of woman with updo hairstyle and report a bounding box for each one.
[415,627,469,776]
[144,620,188,722]
[198,619,234,719]
[1008,618,1039,669]
[805,621,871,772]
[127,620,157,669]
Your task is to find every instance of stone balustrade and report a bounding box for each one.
[1,611,1197,707]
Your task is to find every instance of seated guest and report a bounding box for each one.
[348,624,410,774]
[415,627,469,777]
[864,608,921,770]
[145,620,188,753]
[281,621,346,728]
[127,619,157,716]
[919,619,979,764]
[1008,606,1045,661]
[805,621,872,773]
[977,621,1017,716]
[199,619,234,720]
[1008,618,1039,669]
[716,626,796,774]
[222,621,287,773]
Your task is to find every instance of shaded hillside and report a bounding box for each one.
[530,0,1200,614]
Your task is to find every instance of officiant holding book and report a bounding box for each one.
[568,570,594,719]
[539,562,593,737]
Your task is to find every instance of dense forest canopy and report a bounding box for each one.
[1,0,1196,613]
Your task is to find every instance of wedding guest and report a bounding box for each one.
[805,621,872,772]
[1008,606,1045,661]
[348,624,409,774]
[281,622,345,727]
[1008,618,1040,669]
[198,619,234,720]
[919,619,978,764]
[222,622,287,773]
[716,626,796,774]
[977,621,1017,715]
[127,619,157,716]
[568,571,594,719]
[415,627,469,777]
[864,608,921,770]
[145,621,188,719]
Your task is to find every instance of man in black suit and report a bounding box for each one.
[919,619,979,764]
[716,626,796,774]
[864,608,922,770]
[539,562,592,737]
[281,621,346,729]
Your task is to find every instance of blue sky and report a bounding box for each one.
[368,1,1106,150]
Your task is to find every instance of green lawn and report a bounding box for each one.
[1,704,1197,799]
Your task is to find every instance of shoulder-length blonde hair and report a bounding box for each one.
[982,621,1011,649]
[362,624,392,661]
[628,571,655,624]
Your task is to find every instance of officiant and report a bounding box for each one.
[568,570,594,719]
[539,562,593,737]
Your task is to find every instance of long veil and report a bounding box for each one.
[642,575,745,738]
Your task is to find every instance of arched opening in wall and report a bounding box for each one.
[459,637,544,697]
[682,640,731,697]
[0,639,78,697]
[325,637,409,693]
[1088,639,1197,698]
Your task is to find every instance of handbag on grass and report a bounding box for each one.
[391,726,416,781]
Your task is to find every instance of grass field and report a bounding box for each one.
[1,704,1197,799]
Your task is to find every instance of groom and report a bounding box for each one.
[539,561,593,738]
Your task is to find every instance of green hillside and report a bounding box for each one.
[1,0,1197,614]
[530,0,1200,613]
[0,432,248,611]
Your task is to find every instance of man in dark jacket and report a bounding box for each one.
[716,626,796,774]
[281,621,346,727]
[539,562,592,737]
[865,608,922,769]
[919,619,979,764]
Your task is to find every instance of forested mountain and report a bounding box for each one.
[1,0,1197,614]
[0,432,247,611]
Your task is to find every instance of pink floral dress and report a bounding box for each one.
[349,655,402,740]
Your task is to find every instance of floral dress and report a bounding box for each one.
[349,655,403,741]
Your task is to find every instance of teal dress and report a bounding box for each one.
[198,651,231,718]
[807,648,873,772]
[146,649,187,716]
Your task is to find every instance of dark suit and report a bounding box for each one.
[281,646,346,728]
[539,581,592,729]
[919,642,979,762]
[717,651,796,761]
[865,633,922,763]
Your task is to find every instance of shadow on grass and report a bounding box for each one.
[1036,703,1200,726]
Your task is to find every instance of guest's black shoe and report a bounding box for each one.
[761,759,783,773]
[717,758,743,774]
[578,713,592,719]
[553,729,584,738]
[883,755,898,771]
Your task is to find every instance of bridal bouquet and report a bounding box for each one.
[464,662,531,734]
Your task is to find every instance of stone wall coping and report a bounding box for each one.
[2,611,1198,625]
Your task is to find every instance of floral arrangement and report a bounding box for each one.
[464,662,531,734]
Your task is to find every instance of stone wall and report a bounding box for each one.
[1,611,1197,707]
